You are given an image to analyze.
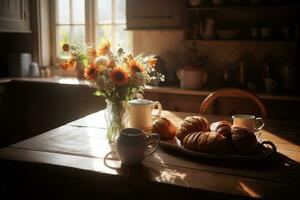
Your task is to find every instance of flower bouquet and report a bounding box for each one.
[60,41,164,143]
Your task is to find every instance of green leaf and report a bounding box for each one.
[82,59,89,67]
[93,90,101,96]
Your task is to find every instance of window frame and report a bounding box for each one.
[95,0,130,51]
[50,0,95,65]
[50,0,131,67]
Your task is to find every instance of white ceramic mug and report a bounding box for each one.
[116,128,160,165]
[232,114,264,132]
[128,99,162,132]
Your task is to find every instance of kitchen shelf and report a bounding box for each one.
[145,85,300,101]
[185,4,299,45]
[186,39,297,43]
[187,4,300,11]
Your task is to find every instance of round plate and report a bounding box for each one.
[159,138,276,160]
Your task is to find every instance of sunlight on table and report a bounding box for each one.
[238,181,262,198]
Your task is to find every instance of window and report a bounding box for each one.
[56,0,86,59]
[53,0,132,62]
[96,0,132,52]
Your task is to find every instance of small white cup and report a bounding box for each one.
[232,114,264,132]
[128,99,162,132]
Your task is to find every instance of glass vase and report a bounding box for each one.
[76,62,85,79]
[104,100,129,143]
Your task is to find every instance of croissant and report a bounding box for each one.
[216,126,232,140]
[210,121,232,132]
[231,125,258,155]
[177,116,209,141]
[182,131,232,154]
[152,118,177,140]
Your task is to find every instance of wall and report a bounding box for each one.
[192,40,298,89]
[133,30,186,84]
[133,30,298,89]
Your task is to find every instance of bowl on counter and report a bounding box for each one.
[177,67,207,90]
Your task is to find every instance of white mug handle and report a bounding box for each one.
[152,101,162,117]
[255,117,265,131]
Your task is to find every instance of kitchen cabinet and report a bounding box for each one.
[0,0,30,33]
[0,82,9,147]
[144,88,300,121]
[1,81,105,147]
[126,0,184,29]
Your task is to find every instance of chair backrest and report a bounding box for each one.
[199,88,267,118]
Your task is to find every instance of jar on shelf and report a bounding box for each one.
[189,0,202,7]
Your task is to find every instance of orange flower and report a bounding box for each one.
[123,53,134,65]
[148,57,157,67]
[88,48,97,59]
[62,43,70,52]
[60,62,69,70]
[97,41,111,56]
[128,60,144,75]
[84,64,99,80]
[60,59,76,70]
[110,67,129,86]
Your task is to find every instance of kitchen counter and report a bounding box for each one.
[145,85,300,101]
[1,76,299,146]
[1,77,299,101]
[0,77,89,85]
[0,78,11,84]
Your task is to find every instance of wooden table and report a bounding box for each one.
[1,110,300,199]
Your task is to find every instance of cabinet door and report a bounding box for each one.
[126,0,183,29]
[0,0,30,33]
[162,94,204,113]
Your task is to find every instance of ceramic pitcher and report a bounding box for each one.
[128,99,162,132]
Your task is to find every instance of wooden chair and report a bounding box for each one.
[199,88,267,118]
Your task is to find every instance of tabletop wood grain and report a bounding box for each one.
[1,110,300,199]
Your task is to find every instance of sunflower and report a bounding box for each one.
[84,64,99,80]
[107,59,116,68]
[128,60,144,75]
[60,62,69,70]
[88,47,97,60]
[110,67,129,86]
[97,41,111,56]
[62,43,70,52]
